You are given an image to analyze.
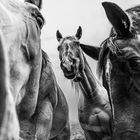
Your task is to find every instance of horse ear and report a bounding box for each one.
[75,26,82,40]
[56,30,63,42]
[80,44,101,60]
[102,2,131,37]
[25,0,42,9]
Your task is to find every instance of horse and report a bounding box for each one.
[0,30,19,139]
[0,0,44,139]
[80,44,101,61]
[56,26,112,140]
[80,2,140,139]
[23,50,70,140]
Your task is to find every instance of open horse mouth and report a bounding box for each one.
[61,63,82,82]
[65,71,82,82]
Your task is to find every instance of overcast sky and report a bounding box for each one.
[40,0,140,122]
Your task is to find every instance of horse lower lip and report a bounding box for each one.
[64,72,75,79]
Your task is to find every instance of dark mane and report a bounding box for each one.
[42,50,50,67]
[97,35,118,78]
[97,40,109,78]
[126,5,140,34]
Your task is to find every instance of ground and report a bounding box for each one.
[70,122,85,140]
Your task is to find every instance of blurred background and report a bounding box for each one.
[39,0,140,123]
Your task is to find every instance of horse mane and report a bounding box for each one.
[42,50,50,67]
[126,5,140,14]
[97,39,110,78]
[25,0,42,9]
[70,80,81,95]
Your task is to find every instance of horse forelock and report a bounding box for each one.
[60,36,77,45]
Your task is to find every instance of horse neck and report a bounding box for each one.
[79,55,100,100]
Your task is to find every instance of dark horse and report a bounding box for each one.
[56,27,112,140]
[0,0,45,139]
[80,2,140,140]
[20,50,70,140]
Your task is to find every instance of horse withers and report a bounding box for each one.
[56,27,112,140]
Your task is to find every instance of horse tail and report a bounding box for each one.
[0,30,19,139]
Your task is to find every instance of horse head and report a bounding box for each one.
[56,26,85,82]
[0,0,44,139]
[98,2,140,79]
[98,2,140,139]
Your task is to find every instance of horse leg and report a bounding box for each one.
[35,98,53,140]
[50,121,70,140]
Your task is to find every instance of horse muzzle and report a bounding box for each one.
[61,62,83,82]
